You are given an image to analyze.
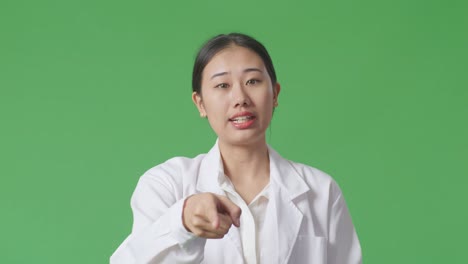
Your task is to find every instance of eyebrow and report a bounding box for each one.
[210,68,263,80]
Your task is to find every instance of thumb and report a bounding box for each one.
[217,195,242,227]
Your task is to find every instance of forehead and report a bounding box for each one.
[203,45,266,75]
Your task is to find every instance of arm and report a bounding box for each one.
[327,182,362,264]
[110,170,207,264]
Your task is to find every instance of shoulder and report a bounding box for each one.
[289,160,333,185]
[130,154,207,202]
[144,155,205,177]
[140,154,206,184]
[283,158,344,201]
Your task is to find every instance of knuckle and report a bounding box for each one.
[193,208,202,215]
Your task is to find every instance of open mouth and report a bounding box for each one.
[229,116,255,124]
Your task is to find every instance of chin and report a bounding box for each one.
[221,132,266,147]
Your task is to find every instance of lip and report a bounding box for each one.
[228,111,256,129]
[228,111,255,121]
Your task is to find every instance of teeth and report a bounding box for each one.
[232,116,253,123]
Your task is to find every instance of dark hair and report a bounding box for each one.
[192,33,277,94]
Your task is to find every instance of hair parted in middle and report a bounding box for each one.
[192,33,277,95]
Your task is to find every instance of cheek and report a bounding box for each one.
[260,94,275,118]
[256,91,274,107]
[203,97,227,124]
[203,96,224,113]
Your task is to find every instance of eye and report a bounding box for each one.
[215,83,229,89]
[246,79,261,85]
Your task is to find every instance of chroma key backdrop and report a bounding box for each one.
[1,0,467,263]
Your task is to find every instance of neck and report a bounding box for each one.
[218,139,270,183]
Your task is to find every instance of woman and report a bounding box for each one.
[111,33,362,264]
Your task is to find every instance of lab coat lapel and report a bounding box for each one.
[195,141,244,260]
[267,146,310,264]
[195,141,225,196]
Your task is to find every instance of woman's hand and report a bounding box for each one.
[182,193,242,239]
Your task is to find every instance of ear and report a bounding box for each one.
[273,82,281,106]
[192,92,206,117]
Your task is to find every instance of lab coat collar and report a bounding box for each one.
[267,145,310,200]
[195,140,226,195]
[196,140,310,200]
[266,145,309,264]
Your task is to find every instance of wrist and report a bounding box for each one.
[182,195,194,233]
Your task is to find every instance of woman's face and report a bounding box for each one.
[192,45,280,147]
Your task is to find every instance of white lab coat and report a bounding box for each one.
[110,142,362,264]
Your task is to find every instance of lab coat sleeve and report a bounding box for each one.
[110,170,206,264]
[327,182,362,264]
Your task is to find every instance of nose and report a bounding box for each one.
[231,82,251,108]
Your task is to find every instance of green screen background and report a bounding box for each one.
[1,0,467,263]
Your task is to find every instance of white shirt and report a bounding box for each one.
[110,141,362,264]
[219,172,270,264]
